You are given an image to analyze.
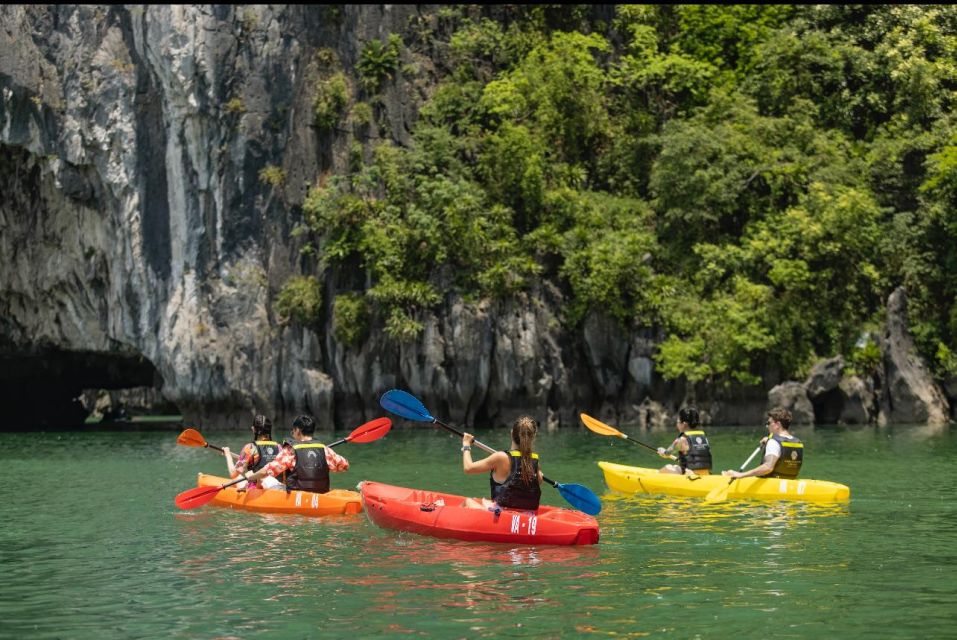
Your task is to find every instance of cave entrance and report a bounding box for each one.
[0,347,180,430]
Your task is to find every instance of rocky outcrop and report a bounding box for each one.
[805,357,844,400]
[767,381,815,425]
[835,375,877,424]
[879,288,950,425]
[803,356,877,425]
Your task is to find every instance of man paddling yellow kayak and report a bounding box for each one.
[721,407,803,480]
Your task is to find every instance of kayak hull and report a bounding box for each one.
[598,461,850,503]
[359,481,600,545]
[196,474,363,515]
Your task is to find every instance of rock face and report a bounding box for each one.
[879,288,950,425]
[767,382,814,426]
[0,7,951,429]
[0,5,435,428]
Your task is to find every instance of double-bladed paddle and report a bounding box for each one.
[704,445,763,503]
[580,413,678,460]
[581,413,702,480]
[379,389,602,516]
[173,417,392,510]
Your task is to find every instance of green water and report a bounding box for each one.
[2,424,955,639]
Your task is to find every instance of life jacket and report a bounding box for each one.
[678,430,713,471]
[250,440,280,473]
[283,439,330,493]
[490,451,542,511]
[762,433,803,479]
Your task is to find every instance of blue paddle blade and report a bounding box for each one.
[554,482,602,516]
[379,389,435,423]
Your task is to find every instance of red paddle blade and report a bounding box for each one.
[177,428,207,448]
[174,484,223,510]
[346,417,392,444]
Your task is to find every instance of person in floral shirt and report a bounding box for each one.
[223,414,282,490]
[242,415,349,493]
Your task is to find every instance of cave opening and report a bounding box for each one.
[0,347,180,430]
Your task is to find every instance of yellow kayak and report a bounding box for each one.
[597,461,850,503]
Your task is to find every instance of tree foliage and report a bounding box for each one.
[282,5,957,381]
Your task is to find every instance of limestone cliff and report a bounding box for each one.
[0,6,950,430]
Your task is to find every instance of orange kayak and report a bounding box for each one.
[196,474,362,516]
[359,480,600,545]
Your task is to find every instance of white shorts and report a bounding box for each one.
[261,476,284,490]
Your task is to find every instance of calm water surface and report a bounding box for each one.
[2,424,955,638]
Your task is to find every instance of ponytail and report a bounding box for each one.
[512,416,539,486]
[252,414,273,440]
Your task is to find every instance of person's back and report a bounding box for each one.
[282,415,351,493]
[225,414,282,490]
[492,448,542,510]
[462,416,543,511]
[239,414,349,493]
[762,431,803,479]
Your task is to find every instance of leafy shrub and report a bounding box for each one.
[357,35,402,92]
[332,293,370,346]
[275,276,322,326]
[258,165,286,188]
[315,73,350,130]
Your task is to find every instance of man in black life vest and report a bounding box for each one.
[241,414,350,493]
[722,407,804,480]
[657,407,713,475]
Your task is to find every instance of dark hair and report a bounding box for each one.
[292,414,316,436]
[768,407,792,429]
[678,407,700,428]
[252,414,273,439]
[511,416,539,486]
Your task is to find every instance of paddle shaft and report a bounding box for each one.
[203,442,240,459]
[431,418,563,489]
[708,444,764,501]
[740,445,763,470]
[626,435,678,461]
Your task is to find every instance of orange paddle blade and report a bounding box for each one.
[580,413,625,437]
[347,417,392,443]
[177,428,207,448]
[174,484,223,510]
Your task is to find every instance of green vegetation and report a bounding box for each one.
[357,35,403,92]
[285,6,957,384]
[315,72,350,130]
[275,276,322,326]
[223,97,246,115]
[333,293,370,346]
[258,165,285,188]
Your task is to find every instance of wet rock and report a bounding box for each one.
[767,381,814,426]
[836,375,877,424]
[805,356,844,400]
[879,288,950,425]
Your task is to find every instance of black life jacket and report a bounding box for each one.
[283,439,330,493]
[250,440,280,473]
[762,433,803,479]
[678,430,712,471]
[490,451,541,511]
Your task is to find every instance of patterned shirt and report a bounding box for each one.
[261,441,349,478]
[234,443,261,473]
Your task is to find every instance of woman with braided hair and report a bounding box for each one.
[461,416,543,511]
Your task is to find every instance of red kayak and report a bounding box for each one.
[359,481,600,545]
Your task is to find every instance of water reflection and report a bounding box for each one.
[601,491,849,533]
